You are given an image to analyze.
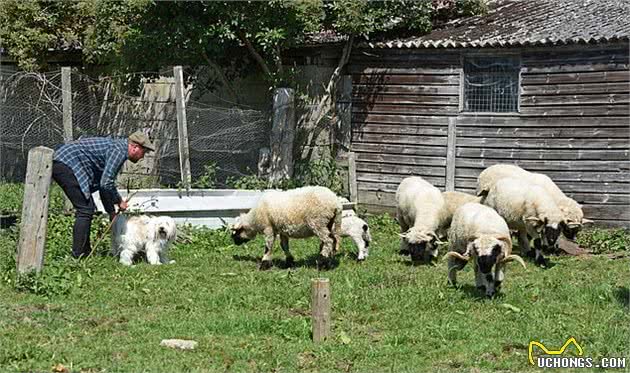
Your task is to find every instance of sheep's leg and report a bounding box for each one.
[398,218,410,255]
[353,235,368,261]
[474,263,485,292]
[280,235,294,267]
[533,238,548,268]
[447,256,467,286]
[494,262,505,293]
[518,230,533,258]
[259,231,275,270]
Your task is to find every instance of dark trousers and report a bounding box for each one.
[52,161,95,258]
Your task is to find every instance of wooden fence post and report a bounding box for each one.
[61,67,74,213]
[335,75,352,157]
[269,88,296,186]
[347,152,358,204]
[173,66,192,189]
[445,117,457,191]
[17,146,53,274]
[311,278,331,343]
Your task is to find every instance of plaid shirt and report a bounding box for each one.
[54,137,128,207]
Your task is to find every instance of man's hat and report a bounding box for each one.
[128,131,156,151]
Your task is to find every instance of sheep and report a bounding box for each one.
[483,177,565,267]
[476,164,592,239]
[442,191,482,230]
[230,186,342,270]
[444,202,526,297]
[396,176,447,263]
[340,209,372,261]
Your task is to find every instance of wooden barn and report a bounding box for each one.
[340,0,630,227]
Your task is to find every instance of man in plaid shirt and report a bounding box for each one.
[52,131,155,258]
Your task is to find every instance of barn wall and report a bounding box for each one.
[349,42,630,227]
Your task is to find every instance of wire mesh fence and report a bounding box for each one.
[0,67,271,188]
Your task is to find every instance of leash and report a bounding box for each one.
[87,211,121,258]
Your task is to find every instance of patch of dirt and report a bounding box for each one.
[556,237,591,256]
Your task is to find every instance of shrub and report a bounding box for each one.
[576,228,630,254]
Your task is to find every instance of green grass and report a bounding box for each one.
[0,214,628,372]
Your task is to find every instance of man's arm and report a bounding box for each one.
[100,145,127,213]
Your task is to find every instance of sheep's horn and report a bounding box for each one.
[444,251,469,261]
[502,254,527,270]
[581,218,594,224]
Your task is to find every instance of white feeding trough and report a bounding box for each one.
[93,188,355,229]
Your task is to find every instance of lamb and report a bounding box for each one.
[340,210,372,261]
[396,176,447,263]
[444,202,526,297]
[476,164,592,239]
[442,191,482,230]
[230,186,342,270]
[483,177,565,267]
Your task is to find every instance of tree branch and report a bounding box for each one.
[238,31,272,78]
[201,51,240,104]
[305,35,354,129]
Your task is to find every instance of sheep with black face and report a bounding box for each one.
[396,176,447,263]
[476,164,593,240]
[445,202,526,297]
[230,186,342,270]
[483,177,565,267]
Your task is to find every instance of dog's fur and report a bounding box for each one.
[111,215,177,266]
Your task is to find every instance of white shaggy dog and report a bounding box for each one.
[111,215,177,266]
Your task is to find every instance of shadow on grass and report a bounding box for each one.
[453,284,507,301]
[614,287,629,308]
[232,254,340,271]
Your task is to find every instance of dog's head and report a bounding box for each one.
[153,216,177,242]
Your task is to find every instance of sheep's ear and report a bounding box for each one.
[398,232,407,239]
[582,218,594,225]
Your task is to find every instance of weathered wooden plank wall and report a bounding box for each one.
[349,43,630,227]
[350,50,461,214]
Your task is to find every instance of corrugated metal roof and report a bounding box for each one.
[360,0,630,49]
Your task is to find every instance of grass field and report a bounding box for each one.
[1,213,629,372]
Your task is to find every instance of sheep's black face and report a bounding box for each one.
[231,229,252,245]
[409,242,426,263]
[561,223,580,240]
[544,225,561,247]
[476,244,502,297]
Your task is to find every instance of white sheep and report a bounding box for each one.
[442,191,482,230]
[340,210,372,261]
[230,186,342,269]
[483,177,565,267]
[396,176,447,263]
[477,164,592,239]
[444,202,526,297]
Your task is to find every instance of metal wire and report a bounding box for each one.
[463,56,520,113]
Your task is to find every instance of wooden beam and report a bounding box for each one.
[61,67,73,143]
[17,147,53,274]
[348,152,358,203]
[173,66,192,189]
[269,88,296,185]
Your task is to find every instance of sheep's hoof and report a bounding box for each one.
[535,256,548,268]
[285,256,295,268]
[258,260,273,270]
[317,258,332,271]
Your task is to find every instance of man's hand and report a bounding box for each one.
[118,199,129,211]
